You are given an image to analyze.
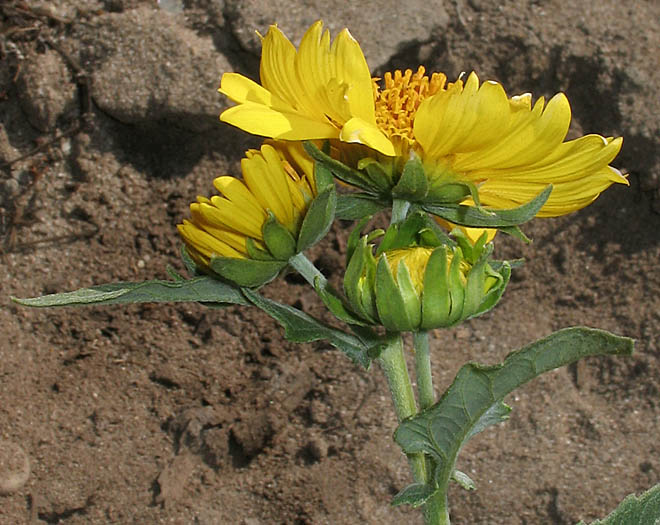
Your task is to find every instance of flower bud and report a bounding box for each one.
[344,240,509,332]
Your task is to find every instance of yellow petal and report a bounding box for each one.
[197,199,265,239]
[340,117,396,156]
[219,73,277,106]
[415,73,511,159]
[332,28,375,123]
[178,221,246,259]
[259,25,301,110]
[213,176,264,212]
[220,102,339,140]
[452,93,571,172]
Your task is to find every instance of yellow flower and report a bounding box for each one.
[178,141,316,269]
[219,21,627,219]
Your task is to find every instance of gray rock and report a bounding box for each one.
[91,6,232,132]
[16,49,77,132]
[226,0,449,70]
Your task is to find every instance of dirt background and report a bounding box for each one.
[1,1,659,523]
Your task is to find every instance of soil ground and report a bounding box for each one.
[1,1,659,524]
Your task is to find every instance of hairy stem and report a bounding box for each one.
[414,331,434,410]
[377,334,426,483]
[288,252,327,288]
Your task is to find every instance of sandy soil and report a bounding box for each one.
[1,1,659,523]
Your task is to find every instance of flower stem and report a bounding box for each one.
[413,331,434,410]
[391,198,411,224]
[377,334,426,483]
[288,252,327,288]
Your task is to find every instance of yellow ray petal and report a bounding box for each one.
[340,117,395,156]
[178,221,246,259]
[197,199,265,239]
[213,176,264,213]
[220,102,339,140]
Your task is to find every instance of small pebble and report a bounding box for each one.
[0,440,30,495]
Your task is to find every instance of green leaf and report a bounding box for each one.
[394,327,634,504]
[12,276,250,307]
[576,483,660,525]
[209,256,285,288]
[262,212,297,260]
[296,186,336,252]
[391,155,428,201]
[336,194,387,220]
[391,482,437,508]
[242,288,373,368]
[422,185,552,228]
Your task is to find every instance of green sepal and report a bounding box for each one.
[452,470,476,491]
[242,288,372,368]
[304,141,380,194]
[357,157,395,192]
[471,262,511,318]
[296,185,336,252]
[313,159,335,193]
[396,261,422,330]
[314,278,371,327]
[262,212,297,260]
[462,243,493,316]
[375,255,413,332]
[180,245,200,276]
[394,327,633,509]
[343,237,378,323]
[426,182,473,205]
[420,246,452,330]
[391,155,428,201]
[336,194,387,220]
[12,275,250,308]
[246,237,274,261]
[422,185,552,228]
[446,248,467,325]
[499,225,532,243]
[209,256,285,288]
[425,165,479,205]
[346,216,372,264]
[391,483,437,508]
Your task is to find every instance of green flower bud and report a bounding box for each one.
[344,241,509,332]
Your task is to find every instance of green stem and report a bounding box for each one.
[423,492,451,525]
[391,198,411,224]
[413,331,434,410]
[377,334,426,484]
[288,252,327,288]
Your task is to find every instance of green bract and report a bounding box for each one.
[342,216,510,332]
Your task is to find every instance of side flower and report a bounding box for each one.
[342,233,510,333]
[178,141,335,287]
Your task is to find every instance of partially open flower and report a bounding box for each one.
[343,238,509,332]
[219,21,627,221]
[178,141,334,286]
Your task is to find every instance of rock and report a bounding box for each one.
[226,0,449,70]
[16,49,77,132]
[0,440,30,495]
[90,6,232,132]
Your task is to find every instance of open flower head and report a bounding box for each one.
[178,140,316,272]
[219,21,627,220]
